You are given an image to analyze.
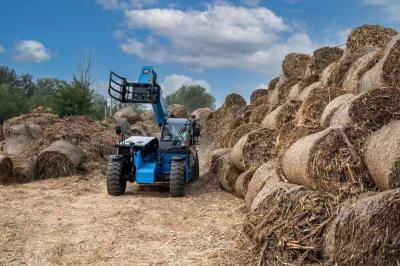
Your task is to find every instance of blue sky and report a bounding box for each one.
[0,0,399,107]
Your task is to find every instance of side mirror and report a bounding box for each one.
[115,126,122,135]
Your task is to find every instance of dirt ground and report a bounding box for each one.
[0,142,255,265]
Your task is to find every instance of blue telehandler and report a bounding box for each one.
[106,66,200,197]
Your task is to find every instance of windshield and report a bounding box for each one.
[161,123,188,141]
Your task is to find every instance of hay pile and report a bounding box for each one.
[324,189,400,265]
[114,106,143,124]
[4,135,32,156]
[364,120,400,190]
[230,128,276,171]
[0,155,13,184]
[281,127,370,194]
[141,109,160,134]
[250,89,268,105]
[36,140,82,179]
[297,86,346,128]
[201,24,400,265]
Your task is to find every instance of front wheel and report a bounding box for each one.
[106,160,127,196]
[170,159,186,197]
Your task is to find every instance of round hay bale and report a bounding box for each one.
[364,120,400,190]
[248,104,271,124]
[245,186,338,265]
[233,166,258,198]
[297,86,347,128]
[302,47,344,87]
[342,49,383,92]
[252,95,268,107]
[297,81,321,101]
[167,104,188,118]
[324,189,400,265]
[277,79,299,104]
[129,122,149,136]
[230,128,277,171]
[329,87,400,131]
[191,107,212,122]
[281,127,369,193]
[274,121,319,155]
[219,156,242,193]
[245,158,280,208]
[360,33,400,92]
[224,93,246,110]
[36,140,82,179]
[228,123,258,148]
[266,77,280,106]
[250,182,306,213]
[114,106,143,124]
[320,93,354,128]
[346,24,397,55]
[250,89,268,105]
[114,117,130,132]
[0,155,13,184]
[9,156,34,183]
[207,148,231,175]
[282,53,311,80]
[261,100,301,130]
[4,135,32,156]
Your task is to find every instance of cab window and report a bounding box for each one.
[161,123,188,141]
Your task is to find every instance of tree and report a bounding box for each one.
[90,93,107,120]
[0,84,29,123]
[53,79,93,117]
[166,85,215,112]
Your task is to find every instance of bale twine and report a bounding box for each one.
[233,167,258,199]
[297,86,347,128]
[346,24,397,55]
[320,93,354,128]
[364,120,400,190]
[329,87,400,131]
[266,77,279,106]
[261,100,301,130]
[230,128,276,171]
[0,155,13,184]
[281,127,369,193]
[342,49,383,92]
[245,158,280,208]
[219,157,242,193]
[302,47,344,88]
[360,33,400,92]
[245,187,338,265]
[36,140,82,179]
[250,89,268,105]
[167,104,188,118]
[4,135,32,156]
[324,189,400,265]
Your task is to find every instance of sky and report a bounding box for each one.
[0,0,400,107]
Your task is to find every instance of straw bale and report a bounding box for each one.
[234,167,258,199]
[320,93,354,128]
[167,104,188,118]
[261,100,301,130]
[0,155,13,184]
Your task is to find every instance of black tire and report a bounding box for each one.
[106,160,127,196]
[170,159,186,197]
[191,152,200,182]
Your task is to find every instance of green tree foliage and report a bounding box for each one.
[53,79,93,117]
[0,83,29,123]
[166,85,215,112]
[90,93,108,120]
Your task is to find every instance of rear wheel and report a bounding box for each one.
[106,160,127,196]
[170,159,185,197]
[191,152,200,182]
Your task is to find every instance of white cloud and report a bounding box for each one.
[14,40,51,63]
[336,29,352,44]
[119,3,315,74]
[363,0,400,21]
[161,74,211,95]
[0,45,5,54]
[96,0,157,10]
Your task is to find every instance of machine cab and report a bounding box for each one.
[160,118,193,148]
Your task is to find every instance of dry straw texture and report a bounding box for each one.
[320,93,354,128]
[0,155,14,184]
[234,167,258,199]
[324,189,400,265]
